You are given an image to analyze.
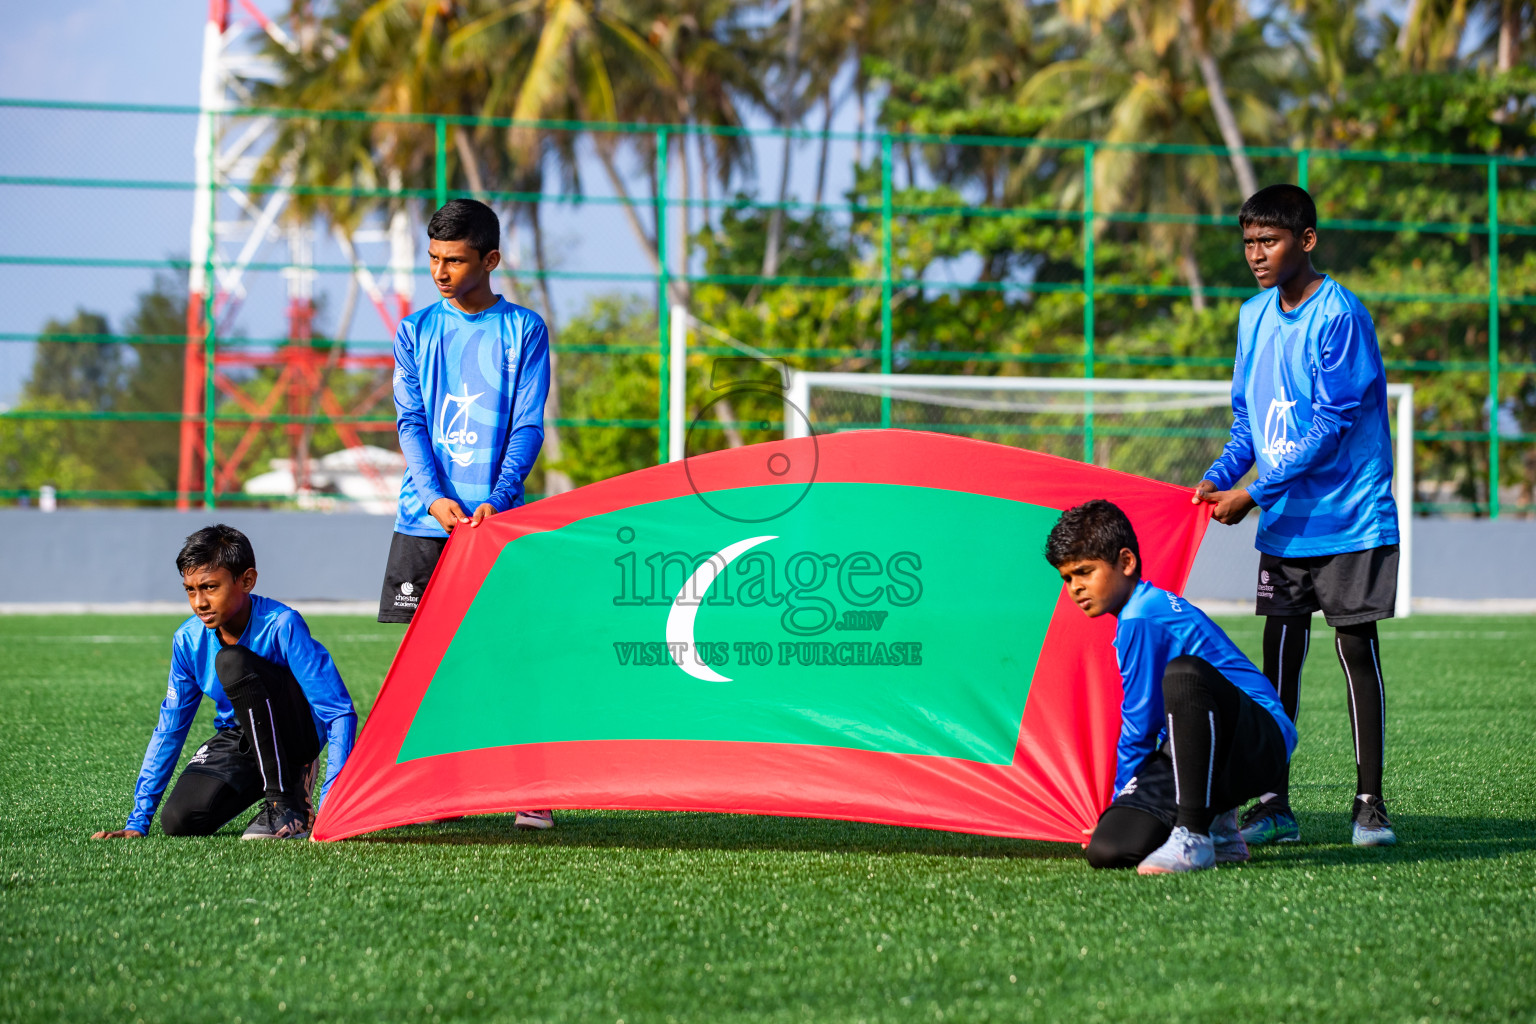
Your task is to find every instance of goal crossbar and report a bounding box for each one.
[787,372,1414,618]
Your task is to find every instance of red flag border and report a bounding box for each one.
[314,430,1209,842]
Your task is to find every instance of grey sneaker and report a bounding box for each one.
[1210,808,1250,863]
[1137,826,1216,875]
[242,803,310,840]
[1351,795,1397,847]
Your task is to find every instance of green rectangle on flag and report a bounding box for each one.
[398,484,1063,764]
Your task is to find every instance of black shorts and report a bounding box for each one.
[1100,689,1288,829]
[161,728,318,835]
[379,531,449,623]
[180,727,263,788]
[1104,746,1179,829]
[1256,544,1398,626]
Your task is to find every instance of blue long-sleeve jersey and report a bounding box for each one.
[1112,581,1296,795]
[393,297,551,537]
[1202,276,1398,557]
[126,595,357,834]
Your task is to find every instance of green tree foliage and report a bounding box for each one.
[4,306,161,498]
[549,295,660,487]
[120,275,194,492]
[24,311,124,410]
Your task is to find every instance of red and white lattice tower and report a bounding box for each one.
[178,0,414,508]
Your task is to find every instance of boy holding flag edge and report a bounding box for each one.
[1196,184,1399,847]
[1046,501,1297,874]
[378,197,555,831]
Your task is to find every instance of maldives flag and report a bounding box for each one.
[313,430,1208,842]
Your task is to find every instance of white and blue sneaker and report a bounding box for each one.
[1351,795,1397,847]
[1137,826,1216,875]
[514,810,555,831]
[1209,808,1250,863]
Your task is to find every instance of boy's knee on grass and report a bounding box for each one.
[158,804,207,837]
[159,795,222,837]
[1085,833,1138,870]
[1086,807,1170,870]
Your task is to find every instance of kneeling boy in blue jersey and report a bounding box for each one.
[91,525,356,841]
[1046,501,1297,873]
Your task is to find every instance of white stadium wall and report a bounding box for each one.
[0,509,1530,609]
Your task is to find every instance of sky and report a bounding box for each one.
[0,2,205,404]
[0,1,863,408]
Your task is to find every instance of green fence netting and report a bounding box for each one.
[0,98,1532,515]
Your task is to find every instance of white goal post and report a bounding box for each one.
[786,372,1414,618]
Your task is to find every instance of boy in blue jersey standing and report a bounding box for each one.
[1047,501,1297,874]
[92,525,356,841]
[1196,184,1398,847]
[379,198,555,830]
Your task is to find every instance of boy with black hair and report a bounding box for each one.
[1196,183,1399,847]
[380,197,554,830]
[1046,500,1297,874]
[92,525,356,841]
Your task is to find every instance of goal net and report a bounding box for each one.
[786,372,1414,615]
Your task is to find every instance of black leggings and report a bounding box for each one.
[1085,656,1288,867]
[1263,616,1386,800]
[1086,806,1170,870]
[216,644,322,813]
[160,768,263,837]
[157,645,321,834]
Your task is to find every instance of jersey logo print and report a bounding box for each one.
[1260,384,1300,465]
[436,387,484,467]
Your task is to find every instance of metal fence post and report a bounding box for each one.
[1082,143,1096,464]
[657,127,670,466]
[1297,149,1310,192]
[1488,158,1501,519]
[880,134,894,428]
[203,109,218,511]
[434,117,448,209]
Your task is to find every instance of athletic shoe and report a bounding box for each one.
[1238,798,1301,845]
[1351,795,1397,847]
[1137,826,1216,875]
[1209,808,1250,864]
[242,803,310,840]
[514,810,554,831]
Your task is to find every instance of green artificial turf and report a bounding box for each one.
[2,614,1533,1023]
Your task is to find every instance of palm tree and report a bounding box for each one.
[1019,8,1286,305]
[627,0,765,290]
[1282,0,1375,108]
[259,1,578,490]
[1398,0,1534,70]
[1061,0,1261,197]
